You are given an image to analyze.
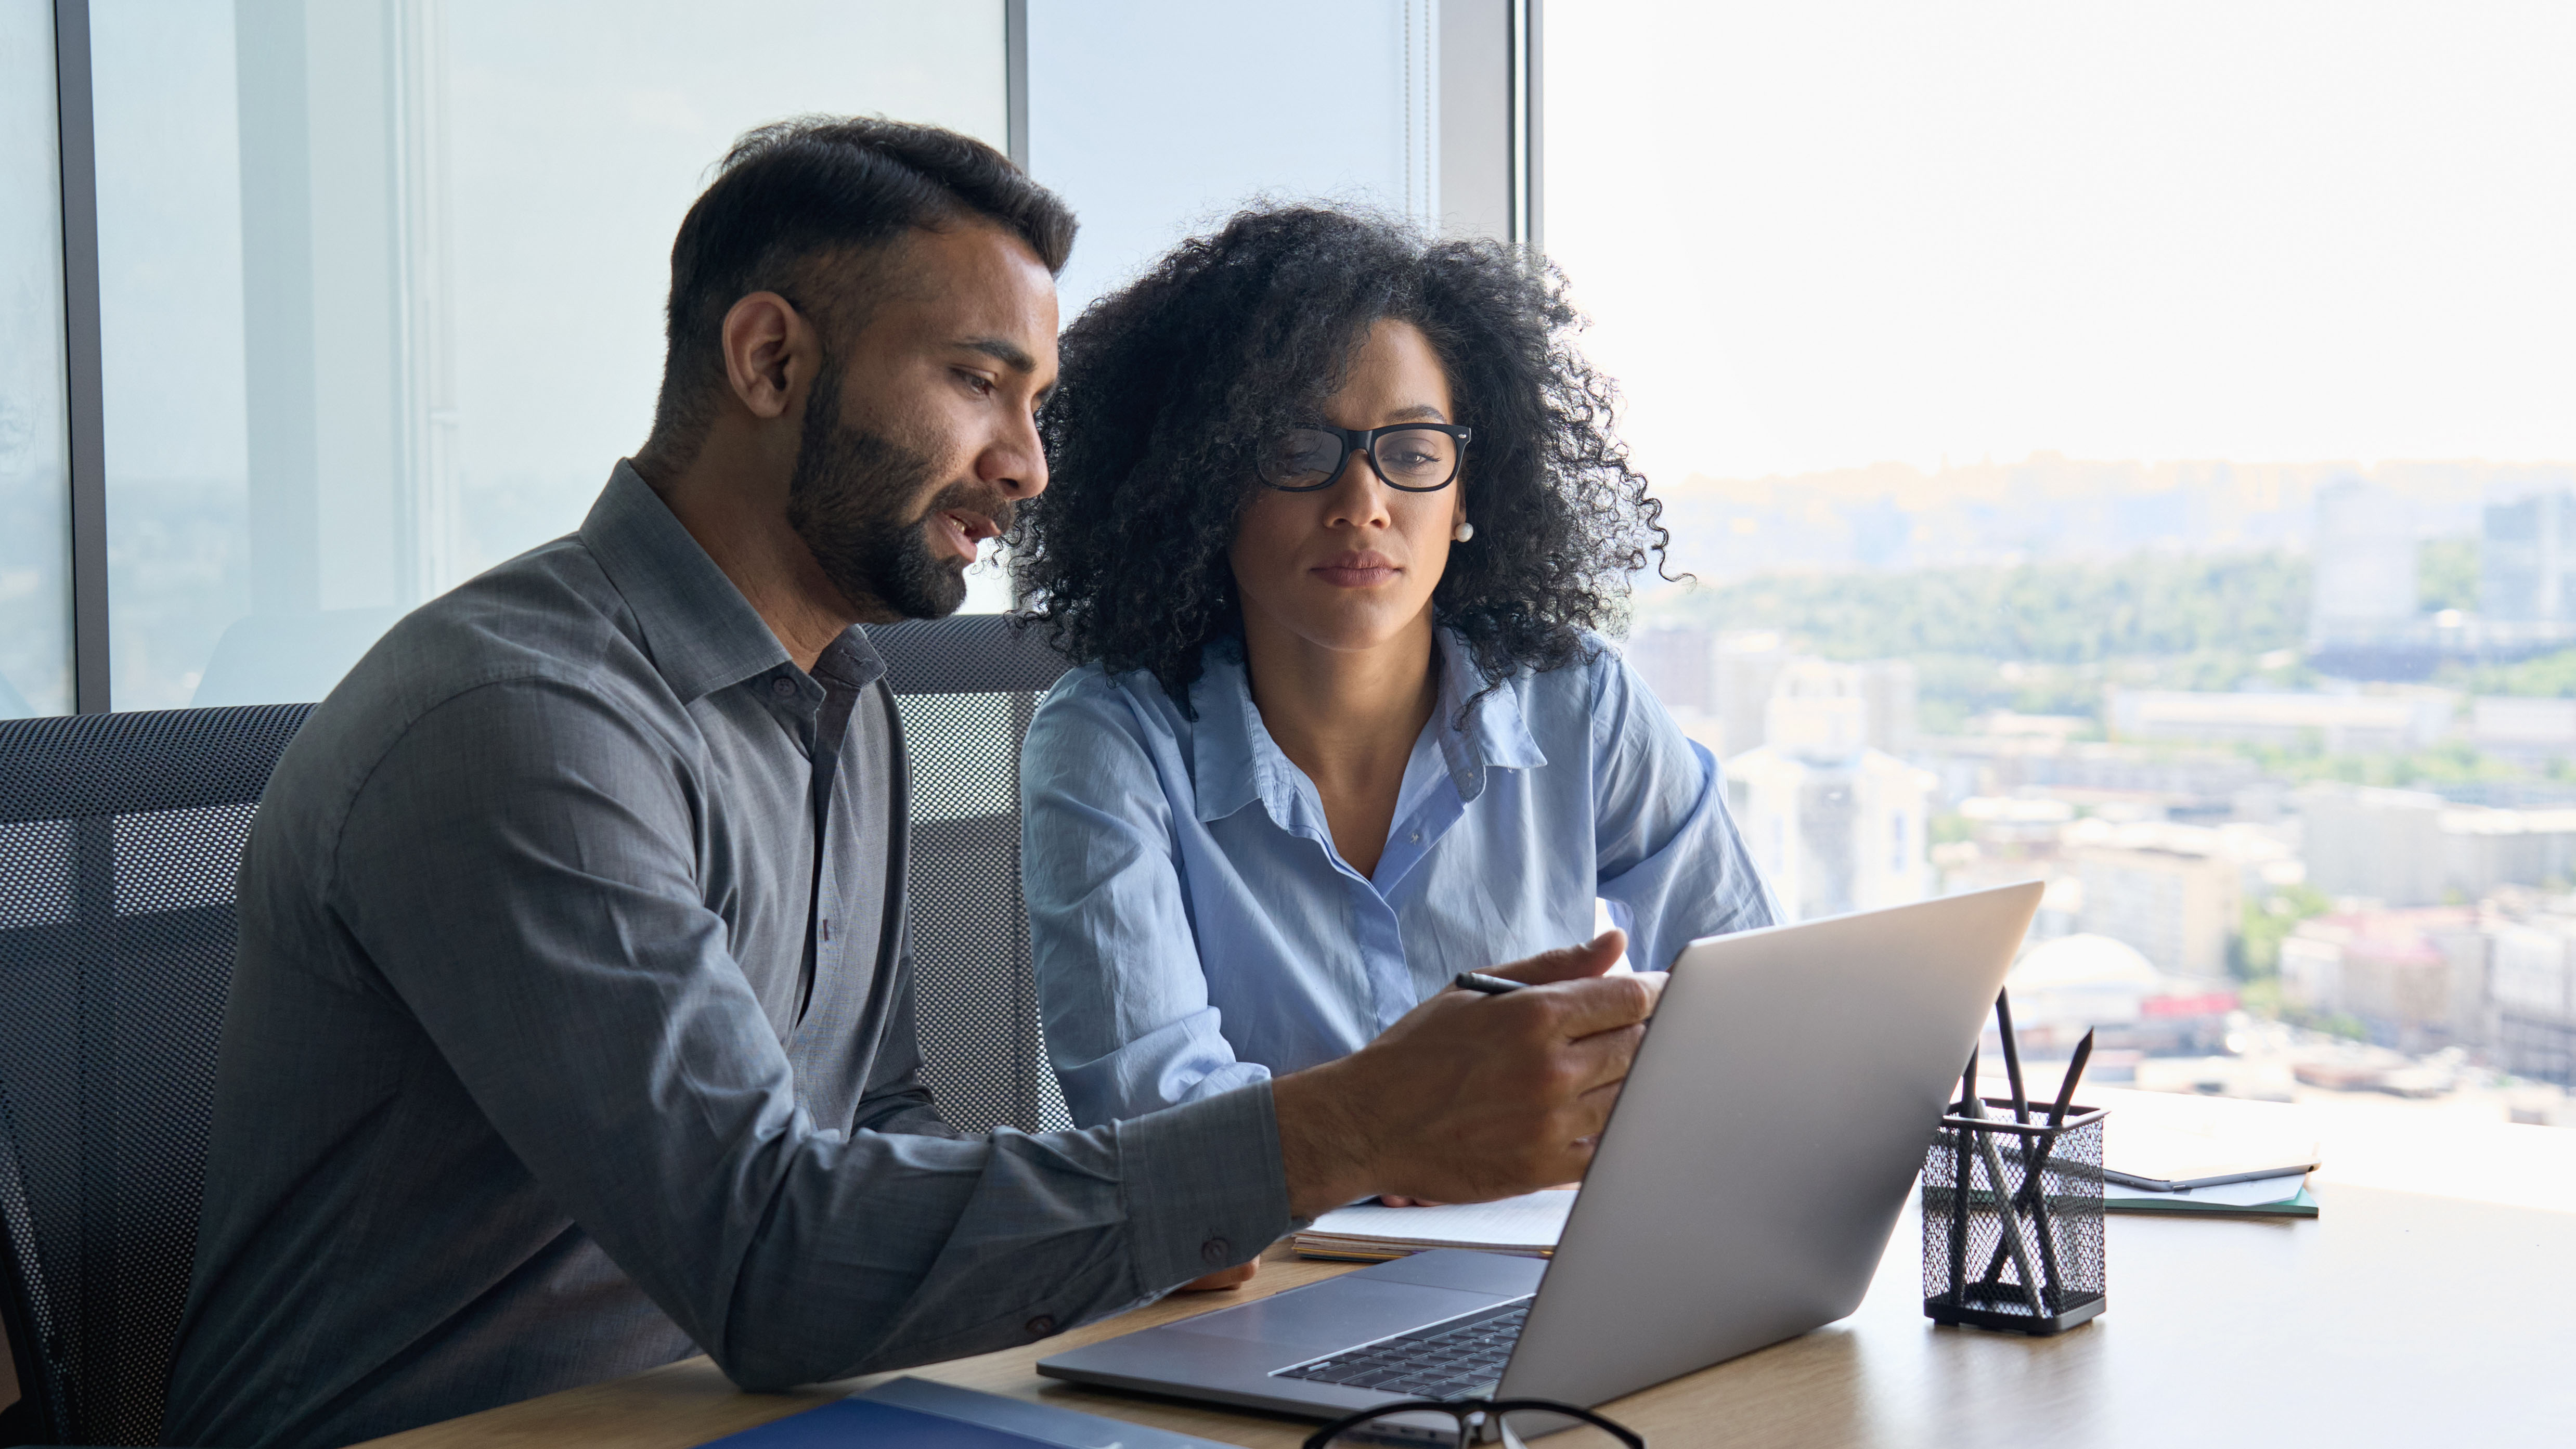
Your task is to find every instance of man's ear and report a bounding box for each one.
[719,291,813,421]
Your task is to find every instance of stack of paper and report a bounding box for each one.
[2101,1116,2321,1218]
[1292,1189,1577,1261]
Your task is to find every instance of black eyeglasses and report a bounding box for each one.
[1258,423,1474,493]
[1302,1396,1643,1448]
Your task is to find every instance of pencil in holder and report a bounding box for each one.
[1921,1096,2108,1335]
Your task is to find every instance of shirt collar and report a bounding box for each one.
[815,628,889,694]
[1189,629,1547,826]
[579,460,799,704]
[1187,646,1290,827]
[1428,630,1547,801]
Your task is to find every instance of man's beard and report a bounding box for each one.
[785,360,1013,622]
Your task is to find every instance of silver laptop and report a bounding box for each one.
[1038,882,2042,1422]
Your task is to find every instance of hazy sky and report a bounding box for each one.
[1545,2,2576,484]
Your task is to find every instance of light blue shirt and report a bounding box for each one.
[1022,631,1779,1127]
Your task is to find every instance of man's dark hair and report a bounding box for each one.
[638,115,1076,472]
[1013,204,1671,713]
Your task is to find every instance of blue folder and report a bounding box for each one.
[703,1398,1062,1448]
[700,1376,1245,1449]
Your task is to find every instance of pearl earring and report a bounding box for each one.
[1452,520,1476,543]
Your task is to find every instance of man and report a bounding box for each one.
[160,119,1658,1448]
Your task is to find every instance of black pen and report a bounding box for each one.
[1453,971,1525,995]
[2048,1029,2096,1128]
[1987,1026,2098,1308]
[1994,989,2031,1126]
[1993,986,2055,1303]
[1948,1047,1974,1301]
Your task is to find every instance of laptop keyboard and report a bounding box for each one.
[1275,1299,1531,1401]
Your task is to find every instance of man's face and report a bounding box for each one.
[784,224,1059,622]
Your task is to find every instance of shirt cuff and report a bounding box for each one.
[1115,1079,1301,1295]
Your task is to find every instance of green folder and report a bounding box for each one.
[2103,1176,2316,1218]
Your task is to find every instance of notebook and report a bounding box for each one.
[701,1376,1244,1447]
[2103,1172,2316,1218]
[1290,1188,1577,1261]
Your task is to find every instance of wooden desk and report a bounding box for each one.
[364,1172,2576,1448]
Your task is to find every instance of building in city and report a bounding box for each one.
[2004,933,2237,1058]
[2305,477,2576,676]
[2307,476,2418,650]
[2439,806,2576,898]
[1709,633,1795,759]
[2480,487,2576,624]
[2279,908,2482,1053]
[1915,720,2265,819]
[1724,660,1934,922]
[1854,658,1918,758]
[1621,627,1788,758]
[1619,626,1719,723]
[1625,628,1915,762]
[2299,784,2576,905]
[2106,687,2456,754]
[2470,695,2576,761]
[2478,902,2576,1084]
[2067,824,2242,979]
[2297,785,2449,905]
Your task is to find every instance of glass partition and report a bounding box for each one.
[1026,0,1443,318]
[0,0,75,719]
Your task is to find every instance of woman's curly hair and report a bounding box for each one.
[1012,204,1671,711]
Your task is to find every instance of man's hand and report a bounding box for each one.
[1272,930,1664,1220]
[1176,1260,1262,1291]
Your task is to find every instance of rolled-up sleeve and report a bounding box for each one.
[1021,682,1270,1126]
[332,678,1292,1389]
[1588,653,1779,972]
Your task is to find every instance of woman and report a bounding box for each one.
[1015,205,1776,1142]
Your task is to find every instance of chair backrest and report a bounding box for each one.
[0,620,1065,1440]
[0,704,314,1446]
[872,615,1076,1135]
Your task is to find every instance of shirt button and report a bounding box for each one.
[1025,1314,1057,1336]
[770,676,796,698]
[1200,1237,1234,1266]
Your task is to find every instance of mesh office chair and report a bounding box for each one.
[0,617,1067,1444]
[0,704,314,1446]
[873,614,1076,1134]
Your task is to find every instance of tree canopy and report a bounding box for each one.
[1649,551,2311,664]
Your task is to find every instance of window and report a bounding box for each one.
[87,0,1007,709]
[31,1,1535,712]
[0,0,74,719]
[1027,0,1446,317]
[1557,3,2576,1120]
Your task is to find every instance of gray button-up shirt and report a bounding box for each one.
[159,464,1291,1449]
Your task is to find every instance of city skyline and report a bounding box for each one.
[1637,453,2576,589]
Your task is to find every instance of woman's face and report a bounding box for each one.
[1228,318,1464,660]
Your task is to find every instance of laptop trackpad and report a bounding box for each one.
[1159,1277,1500,1357]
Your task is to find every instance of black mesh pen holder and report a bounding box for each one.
[1922,1097,2108,1335]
